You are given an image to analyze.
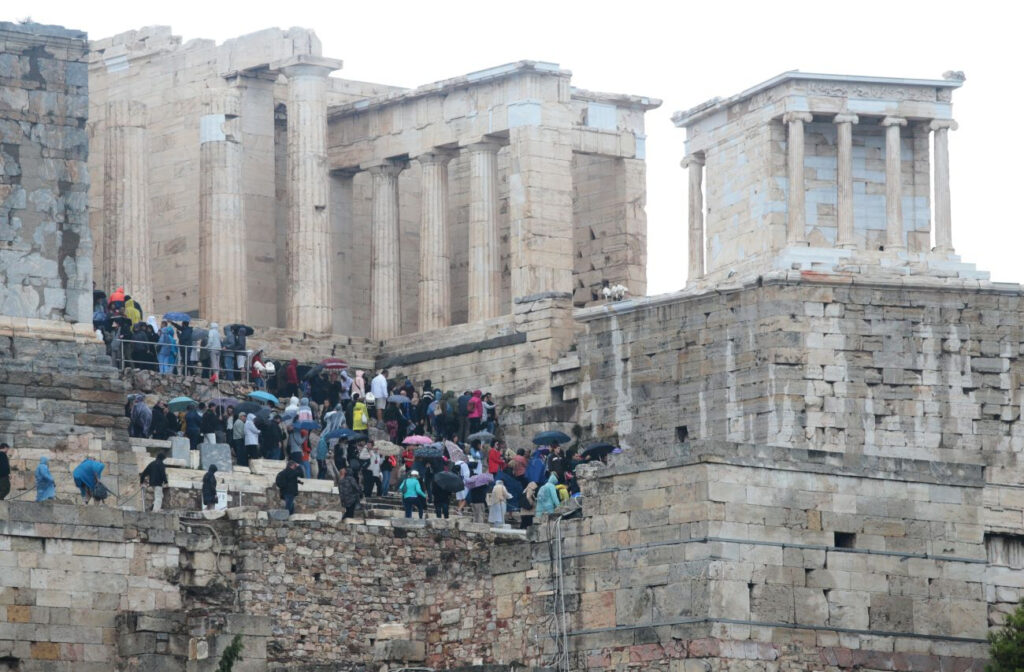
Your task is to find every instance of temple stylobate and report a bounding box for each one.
[673,71,984,285]
[87,27,658,340]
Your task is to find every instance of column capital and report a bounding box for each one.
[833,113,859,125]
[274,55,342,79]
[881,116,908,128]
[782,111,813,124]
[680,154,705,169]
[929,118,959,132]
[463,141,503,154]
[416,149,456,166]
[364,159,408,177]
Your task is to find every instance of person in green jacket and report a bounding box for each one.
[399,470,427,519]
[535,473,561,518]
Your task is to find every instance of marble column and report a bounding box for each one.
[882,116,908,251]
[467,142,502,322]
[199,86,245,323]
[281,58,340,333]
[103,100,151,310]
[930,119,958,252]
[418,151,453,331]
[784,111,813,246]
[369,161,405,340]
[833,114,859,249]
[682,154,705,281]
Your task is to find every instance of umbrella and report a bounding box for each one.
[532,430,571,446]
[433,471,465,493]
[374,440,402,457]
[321,357,348,370]
[248,390,280,405]
[190,327,208,345]
[414,445,444,460]
[303,364,324,381]
[402,435,433,445]
[323,427,360,441]
[233,401,263,417]
[466,430,495,442]
[581,442,618,461]
[388,394,410,404]
[167,396,197,413]
[207,397,240,411]
[464,472,494,489]
[292,420,320,432]
[163,311,192,322]
[226,323,254,336]
[495,471,524,512]
[444,441,467,465]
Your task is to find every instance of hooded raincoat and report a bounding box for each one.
[35,456,55,502]
[535,473,561,517]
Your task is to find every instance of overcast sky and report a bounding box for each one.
[20,0,1022,293]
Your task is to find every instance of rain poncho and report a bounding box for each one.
[536,474,561,517]
[35,456,55,502]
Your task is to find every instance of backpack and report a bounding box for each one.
[386,455,397,468]
[92,481,109,500]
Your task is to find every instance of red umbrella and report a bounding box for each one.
[321,357,348,370]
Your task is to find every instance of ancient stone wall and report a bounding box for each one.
[0,22,92,323]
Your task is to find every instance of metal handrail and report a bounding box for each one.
[114,337,253,382]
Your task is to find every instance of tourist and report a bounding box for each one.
[261,414,284,460]
[467,390,483,435]
[488,478,511,526]
[184,404,202,450]
[510,448,528,484]
[535,473,561,518]
[398,469,427,519]
[487,443,505,474]
[129,395,152,438]
[151,401,171,440]
[232,411,247,462]
[360,443,382,497]
[0,443,10,500]
[432,473,451,519]
[242,412,260,467]
[170,318,194,375]
[520,482,537,529]
[275,460,303,516]
[457,390,472,442]
[201,464,218,511]
[282,359,299,398]
[351,393,368,433]
[72,456,105,504]
[299,430,313,479]
[140,452,168,512]
[352,369,366,399]
[336,466,361,519]
[482,392,498,433]
[35,456,55,503]
[206,322,222,379]
[468,480,489,524]
[314,432,335,480]
[379,450,395,494]
[370,369,389,422]
[157,323,176,374]
[455,459,471,514]
[200,404,219,444]
[296,397,313,423]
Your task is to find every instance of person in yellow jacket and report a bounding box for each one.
[123,295,142,326]
[351,393,369,432]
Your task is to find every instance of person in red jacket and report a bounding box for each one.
[487,443,505,474]
[467,390,484,434]
[283,359,300,398]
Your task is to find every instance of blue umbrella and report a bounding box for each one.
[292,420,320,432]
[532,430,571,446]
[167,396,197,413]
[163,311,192,322]
[495,471,524,512]
[323,428,360,441]
[248,390,280,405]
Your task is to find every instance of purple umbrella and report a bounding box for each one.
[464,472,494,489]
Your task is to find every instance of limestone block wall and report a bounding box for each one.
[0,22,92,323]
[538,446,992,672]
[576,275,1024,464]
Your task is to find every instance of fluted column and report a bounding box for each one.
[930,119,957,252]
[418,151,453,331]
[784,111,813,246]
[882,116,908,251]
[467,142,502,322]
[682,154,705,281]
[103,100,151,310]
[281,58,339,333]
[369,161,405,340]
[833,114,859,249]
[199,86,245,323]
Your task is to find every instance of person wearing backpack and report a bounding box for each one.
[398,470,427,518]
[72,456,105,504]
[380,451,396,494]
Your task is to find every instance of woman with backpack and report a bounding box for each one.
[380,451,396,494]
[398,470,427,519]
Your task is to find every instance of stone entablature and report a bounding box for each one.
[673,71,978,286]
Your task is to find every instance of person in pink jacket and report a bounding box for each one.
[467,390,484,434]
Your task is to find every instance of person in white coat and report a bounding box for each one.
[455,459,471,514]
[242,413,261,466]
[206,322,222,378]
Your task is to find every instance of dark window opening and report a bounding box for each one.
[834,532,856,548]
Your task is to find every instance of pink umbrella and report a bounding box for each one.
[402,435,433,445]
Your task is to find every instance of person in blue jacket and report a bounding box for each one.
[35,456,55,502]
[72,457,104,504]
[399,470,427,519]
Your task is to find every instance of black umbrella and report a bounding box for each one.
[303,363,325,381]
[234,401,263,418]
[532,430,571,446]
[226,323,254,336]
[414,445,444,460]
[581,442,617,461]
[433,471,464,493]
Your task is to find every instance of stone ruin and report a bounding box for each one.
[2,17,1024,672]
